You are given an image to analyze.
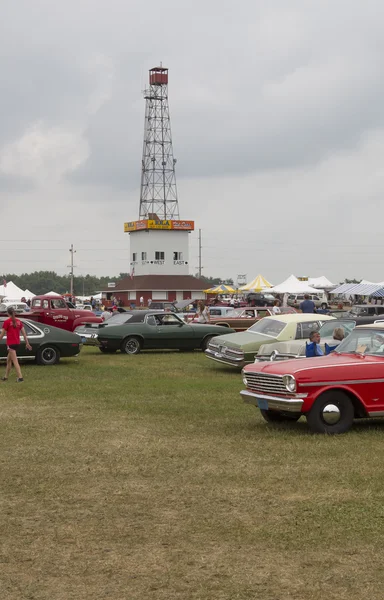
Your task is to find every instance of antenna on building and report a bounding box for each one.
[139,66,179,220]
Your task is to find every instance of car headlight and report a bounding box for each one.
[282,374,296,393]
[242,370,247,386]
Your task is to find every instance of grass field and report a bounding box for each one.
[0,348,383,600]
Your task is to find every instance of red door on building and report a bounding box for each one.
[168,291,176,302]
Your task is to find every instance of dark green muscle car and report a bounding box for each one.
[0,318,82,365]
[74,310,235,354]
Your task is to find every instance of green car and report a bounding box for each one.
[0,318,82,365]
[75,310,235,354]
[205,313,336,369]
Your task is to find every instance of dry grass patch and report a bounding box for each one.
[0,349,383,599]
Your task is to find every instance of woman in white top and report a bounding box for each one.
[197,301,210,323]
[272,299,281,314]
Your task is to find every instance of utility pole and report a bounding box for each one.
[198,229,202,278]
[68,244,76,298]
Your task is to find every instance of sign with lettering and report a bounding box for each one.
[147,219,172,229]
[124,219,195,232]
[171,220,194,230]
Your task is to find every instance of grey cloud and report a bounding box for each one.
[0,173,36,193]
[62,0,384,188]
[2,0,384,282]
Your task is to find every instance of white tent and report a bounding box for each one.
[23,289,35,299]
[308,276,335,289]
[269,275,320,294]
[0,281,26,300]
[45,291,62,297]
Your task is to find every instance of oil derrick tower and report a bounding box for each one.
[140,66,179,220]
[124,66,195,280]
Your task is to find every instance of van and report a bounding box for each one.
[287,294,328,309]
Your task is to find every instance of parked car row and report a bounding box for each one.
[5,294,384,436]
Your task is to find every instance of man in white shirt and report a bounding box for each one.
[140,296,144,307]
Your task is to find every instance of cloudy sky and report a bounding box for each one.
[1,0,384,285]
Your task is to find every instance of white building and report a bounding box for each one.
[128,225,191,276]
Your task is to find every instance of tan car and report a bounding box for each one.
[203,306,297,332]
[287,294,328,310]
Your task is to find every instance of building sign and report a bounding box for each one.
[124,219,195,232]
[147,219,172,229]
[108,282,116,288]
[172,220,194,230]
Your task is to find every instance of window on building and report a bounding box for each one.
[141,252,147,260]
[153,291,168,300]
[132,252,137,261]
[173,252,183,260]
[155,251,165,260]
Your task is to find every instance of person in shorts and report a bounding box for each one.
[0,307,32,382]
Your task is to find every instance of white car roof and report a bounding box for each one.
[263,313,335,323]
[355,322,384,330]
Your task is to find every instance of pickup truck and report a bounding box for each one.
[0,295,102,332]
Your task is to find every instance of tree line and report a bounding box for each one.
[4,271,233,297]
[3,271,130,297]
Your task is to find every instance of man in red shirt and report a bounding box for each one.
[0,307,32,382]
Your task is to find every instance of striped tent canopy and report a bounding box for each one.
[239,274,272,292]
[203,284,236,294]
[331,283,384,296]
[371,288,384,298]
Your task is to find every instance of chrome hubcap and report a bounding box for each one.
[126,340,138,353]
[322,403,341,425]
[42,348,56,362]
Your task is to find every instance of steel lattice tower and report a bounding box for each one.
[139,66,179,220]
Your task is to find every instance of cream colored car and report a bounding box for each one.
[257,319,356,360]
[205,313,336,368]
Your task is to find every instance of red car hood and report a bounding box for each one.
[245,353,384,385]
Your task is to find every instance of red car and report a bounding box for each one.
[240,323,384,434]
